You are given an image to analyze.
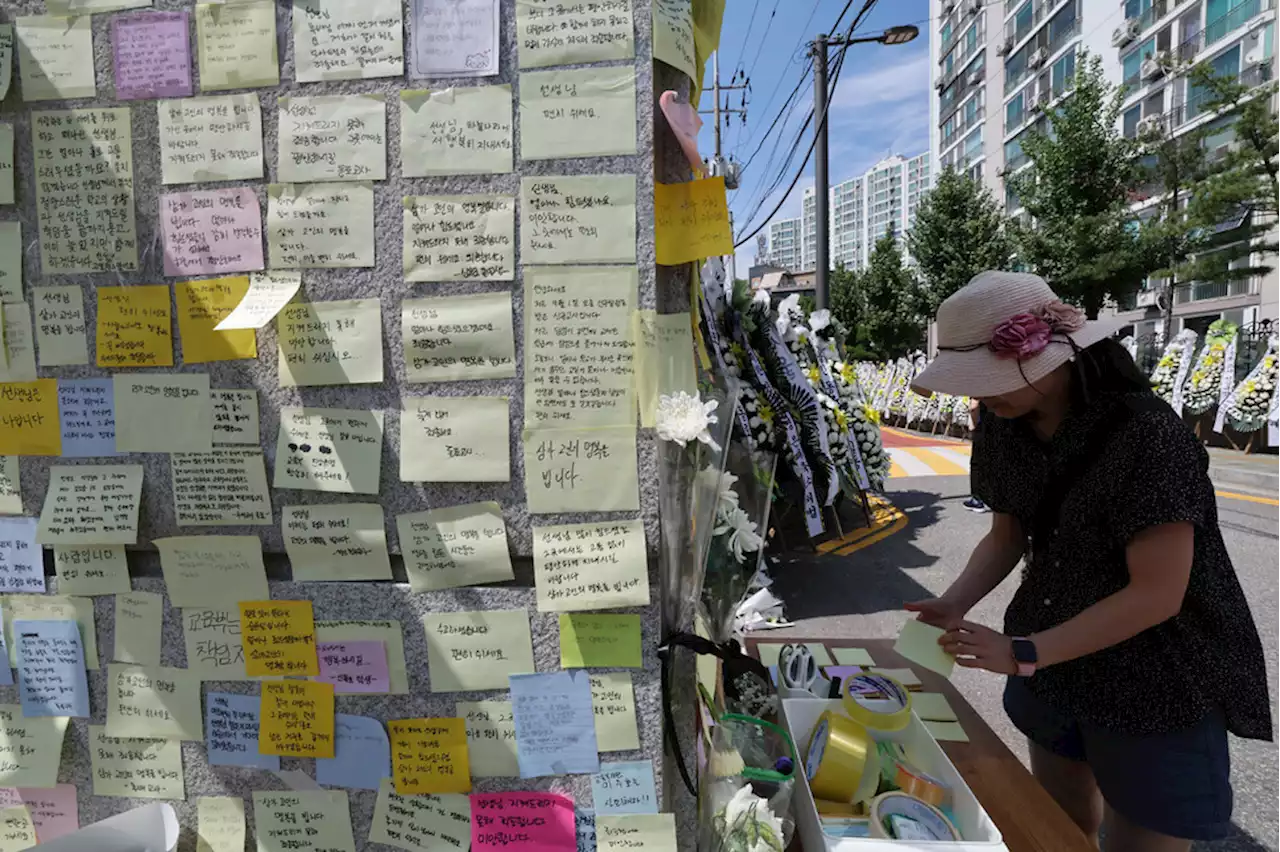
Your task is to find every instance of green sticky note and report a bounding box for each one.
[912,693,958,722]
[757,642,832,667]
[831,647,876,666]
[893,619,956,679]
[559,614,641,668]
[924,720,969,743]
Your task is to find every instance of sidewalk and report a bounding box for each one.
[1207,447,1278,496]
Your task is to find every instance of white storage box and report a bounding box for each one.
[781,698,1008,852]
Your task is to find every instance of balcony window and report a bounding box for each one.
[1123,104,1142,137]
[1122,37,1155,85]
[1050,48,1076,94]
[1006,91,1025,130]
[1187,44,1241,119]
[1206,0,1262,46]
[1124,0,1153,18]
[1048,1,1077,42]
[1012,1,1033,41]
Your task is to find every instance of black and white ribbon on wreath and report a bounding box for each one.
[762,322,840,506]
[697,293,754,442]
[877,362,898,416]
[1216,333,1278,434]
[809,335,870,491]
[1170,330,1200,416]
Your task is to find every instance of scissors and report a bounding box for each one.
[779,644,830,696]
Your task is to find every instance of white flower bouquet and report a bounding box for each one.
[1224,336,1278,433]
[1182,320,1237,415]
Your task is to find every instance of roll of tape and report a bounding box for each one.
[841,672,913,732]
[805,710,871,804]
[892,760,949,808]
[869,792,960,841]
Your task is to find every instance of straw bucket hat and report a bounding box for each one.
[912,271,1125,398]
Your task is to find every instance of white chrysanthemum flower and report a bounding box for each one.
[656,391,720,451]
[714,506,763,563]
[808,309,831,333]
[752,287,771,307]
[721,785,786,852]
[695,467,740,521]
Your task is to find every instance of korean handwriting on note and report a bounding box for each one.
[654,177,733,266]
[509,670,599,778]
[399,396,510,483]
[0,707,67,788]
[520,177,637,264]
[396,502,513,592]
[370,778,469,851]
[590,673,639,752]
[591,761,657,815]
[170,450,273,527]
[421,611,534,693]
[402,195,514,282]
[276,299,384,387]
[112,11,193,101]
[52,379,123,456]
[279,95,387,182]
[514,0,633,68]
[534,521,649,612]
[388,718,470,794]
[282,503,392,582]
[399,87,512,176]
[157,536,268,608]
[95,285,172,368]
[185,609,249,680]
[402,293,517,383]
[316,641,390,693]
[0,518,42,593]
[54,545,129,597]
[89,725,185,799]
[559,614,642,669]
[195,1,279,91]
[33,286,88,368]
[252,792,356,852]
[523,427,640,514]
[0,380,61,456]
[259,681,335,758]
[106,665,202,741]
[15,620,89,717]
[293,0,403,82]
[158,93,263,185]
[471,793,576,852]
[316,715,390,791]
[35,465,144,545]
[273,407,385,495]
[211,389,260,444]
[459,700,517,778]
[410,0,498,77]
[162,192,264,278]
[206,692,278,770]
[240,600,319,676]
[267,183,374,268]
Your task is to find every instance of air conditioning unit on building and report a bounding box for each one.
[1140,55,1165,80]
[1136,115,1164,135]
[996,164,1010,177]
[1029,47,1048,68]
[966,0,982,14]
[1112,17,1141,48]
[1136,290,1158,308]
[998,35,1014,56]
[943,0,956,13]
[966,69,983,86]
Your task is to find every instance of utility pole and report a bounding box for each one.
[812,33,831,309]
[700,52,749,169]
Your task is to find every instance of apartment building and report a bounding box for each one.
[766,217,803,271]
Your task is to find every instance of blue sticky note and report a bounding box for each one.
[591,760,658,815]
[316,714,391,791]
[0,618,12,686]
[510,670,600,778]
[14,620,90,717]
[58,379,121,457]
[576,808,596,852]
[206,692,280,770]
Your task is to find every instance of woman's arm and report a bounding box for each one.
[906,512,1025,627]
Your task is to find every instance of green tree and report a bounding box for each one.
[908,167,1014,314]
[1009,52,1148,318]
[829,263,863,347]
[859,230,926,359]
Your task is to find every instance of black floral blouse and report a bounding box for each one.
[973,391,1273,741]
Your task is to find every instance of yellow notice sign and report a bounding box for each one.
[655,176,733,265]
[96,286,173,368]
[559,613,642,669]
[240,600,319,677]
[0,380,61,456]
[388,718,471,795]
[259,680,335,758]
[176,277,258,364]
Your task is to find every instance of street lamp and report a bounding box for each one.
[811,23,920,309]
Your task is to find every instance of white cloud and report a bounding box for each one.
[830,48,931,111]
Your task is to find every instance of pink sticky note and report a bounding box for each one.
[0,784,79,842]
[315,640,390,694]
[472,793,576,852]
[160,187,265,277]
[112,11,193,101]
[659,90,703,174]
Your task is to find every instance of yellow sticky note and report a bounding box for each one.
[90,725,185,799]
[114,591,162,668]
[156,536,269,609]
[396,502,513,592]
[516,0,634,68]
[33,285,89,368]
[523,426,640,514]
[0,302,37,382]
[402,195,515,282]
[276,298,383,386]
[0,380,60,456]
[96,286,173,368]
[196,1,279,91]
[388,718,471,795]
[171,449,273,526]
[400,396,510,482]
[0,223,20,302]
[259,680,335,758]
[598,814,677,852]
[402,293,517,381]
[253,792,354,852]
[0,457,21,514]
[106,665,203,741]
[292,0,402,83]
[633,310,699,427]
[655,177,733,266]
[757,643,832,667]
[240,600,319,677]
[912,693,958,723]
[183,608,254,681]
[924,720,969,743]
[652,0,696,79]
[113,374,212,454]
[315,620,407,694]
[196,797,245,852]
[422,610,534,693]
[36,465,143,546]
[176,277,258,363]
[211,390,261,445]
[0,132,11,208]
[559,614,642,668]
[2,594,98,669]
[282,503,392,582]
[458,700,517,778]
[267,182,374,268]
[53,545,129,595]
[0,805,37,851]
[369,778,470,852]
[893,619,956,679]
[400,87,513,176]
[831,647,876,666]
[870,667,923,688]
[0,706,68,788]
[520,176,636,264]
[591,672,640,752]
[278,95,387,182]
[274,407,385,494]
[534,521,649,612]
[519,67,637,160]
[158,94,264,185]
[15,16,95,101]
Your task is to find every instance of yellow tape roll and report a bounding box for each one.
[805,710,871,804]
[869,791,960,840]
[841,672,913,732]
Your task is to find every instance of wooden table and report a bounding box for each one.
[745,637,1093,852]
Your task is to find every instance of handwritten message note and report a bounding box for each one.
[175,278,256,364]
[0,805,37,850]
[112,12,192,100]
[56,379,117,458]
[196,797,245,852]
[592,761,657,815]
[15,620,89,717]
[524,265,636,426]
[171,449,272,527]
[0,223,18,298]
[560,614,642,669]
[389,718,470,794]
[511,670,599,777]
[597,814,676,852]
[520,67,638,160]
[2,595,97,669]
[278,95,385,184]
[459,700,517,778]
[0,303,36,383]
[32,109,137,274]
[0,518,41,593]
[53,545,128,596]
[185,611,251,681]
[422,610,534,692]
[215,270,301,330]
[316,714,391,790]
[210,390,259,445]
[316,641,389,694]
[96,286,172,368]
[652,0,695,79]
[316,620,407,694]
[113,591,161,667]
[241,600,319,677]
[0,25,12,102]
[113,374,212,454]
[268,182,374,268]
[577,810,595,852]
[396,502,513,592]
[634,310,698,426]
[206,692,278,768]
[403,195,514,282]
[522,176,636,264]
[162,192,264,279]
[158,94,263,185]
[254,792,355,852]
[411,0,497,77]
[15,16,95,101]
[36,464,143,545]
[0,707,67,788]
[591,673,639,752]
[0,458,17,514]
[515,0,633,68]
[400,86,513,176]
[0,786,78,843]
[274,407,384,494]
[400,396,510,482]
[371,778,470,852]
[655,177,733,265]
[106,665,202,740]
[0,381,60,457]
[32,286,87,368]
[293,0,402,82]
[283,503,391,582]
[534,521,649,613]
[472,793,576,852]
[157,536,268,607]
[277,298,383,386]
[195,1,279,91]
[260,680,335,758]
[402,293,515,382]
[524,426,640,514]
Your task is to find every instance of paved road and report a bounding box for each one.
[765,474,1279,851]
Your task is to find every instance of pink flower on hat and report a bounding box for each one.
[989,314,1052,360]
[1036,300,1087,333]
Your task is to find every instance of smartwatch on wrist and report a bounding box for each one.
[1011,637,1038,677]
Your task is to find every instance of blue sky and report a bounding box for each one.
[695,0,933,273]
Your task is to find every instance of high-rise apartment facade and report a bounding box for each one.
[766,217,803,271]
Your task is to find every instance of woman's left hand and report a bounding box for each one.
[940,621,1017,675]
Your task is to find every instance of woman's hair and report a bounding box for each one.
[1070,337,1153,406]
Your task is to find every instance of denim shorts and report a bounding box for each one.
[1003,677,1233,841]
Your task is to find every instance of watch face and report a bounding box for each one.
[1012,639,1038,664]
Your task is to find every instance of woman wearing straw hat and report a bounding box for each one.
[905,271,1271,851]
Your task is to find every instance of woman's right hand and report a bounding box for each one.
[904,597,965,630]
